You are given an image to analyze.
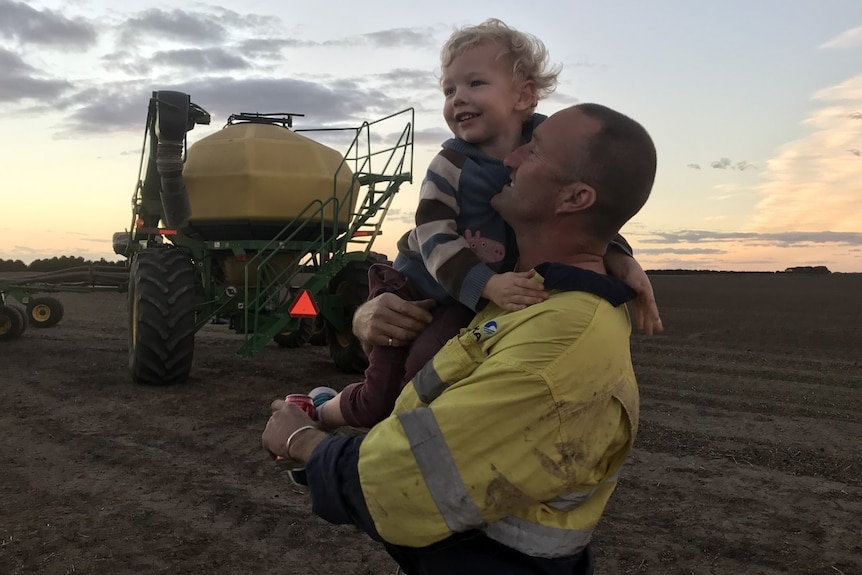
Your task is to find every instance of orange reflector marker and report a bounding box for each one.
[137,227,177,236]
[351,231,381,238]
[289,290,319,318]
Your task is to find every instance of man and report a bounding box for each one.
[262,102,657,575]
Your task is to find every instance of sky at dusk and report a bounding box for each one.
[1,0,861,272]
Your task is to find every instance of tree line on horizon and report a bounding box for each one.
[0,256,126,273]
[646,266,832,275]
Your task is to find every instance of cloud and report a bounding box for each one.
[414,126,452,146]
[103,47,253,75]
[636,247,726,255]
[376,68,439,92]
[849,149,861,156]
[117,8,228,45]
[102,47,253,76]
[361,28,440,48]
[55,77,410,136]
[751,74,862,232]
[709,184,747,201]
[0,47,72,102]
[849,112,862,119]
[0,0,97,49]
[640,230,862,247]
[0,47,32,75]
[686,163,701,170]
[323,27,443,49]
[710,157,757,170]
[152,48,253,72]
[237,38,312,58]
[820,25,862,50]
[385,208,415,225]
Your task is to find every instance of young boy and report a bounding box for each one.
[311,19,647,429]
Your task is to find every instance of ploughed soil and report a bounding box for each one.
[1,273,860,574]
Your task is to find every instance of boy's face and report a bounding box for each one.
[441,42,532,158]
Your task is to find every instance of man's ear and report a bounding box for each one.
[557,182,596,214]
[514,80,537,112]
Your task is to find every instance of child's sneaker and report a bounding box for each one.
[287,468,309,487]
[308,386,338,419]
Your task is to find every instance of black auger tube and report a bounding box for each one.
[154,91,193,229]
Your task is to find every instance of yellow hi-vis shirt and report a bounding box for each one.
[357,272,639,558]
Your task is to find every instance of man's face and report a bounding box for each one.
[441,42,527,154]
[491,107,600,225]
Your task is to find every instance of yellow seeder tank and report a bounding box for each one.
[182,122,357,240]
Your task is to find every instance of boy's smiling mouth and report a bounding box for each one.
[455,112,480,122]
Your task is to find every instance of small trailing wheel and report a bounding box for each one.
[26,296,65,328]
[0,304,26,341]
[8,304,27,336]
[273,318,313,348]
[309,315,328,346]
[128,247,196,385]
[327,260,372,373]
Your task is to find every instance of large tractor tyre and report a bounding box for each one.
[128,247,196,386]
[309,315,328,346]
[273,318,313,348]
[26,297,65,328]
[327,260,372,373]
[0,304,26,341]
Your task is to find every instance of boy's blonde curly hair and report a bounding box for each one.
[440,18,561,109]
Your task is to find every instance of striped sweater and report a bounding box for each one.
[394,115,546,311]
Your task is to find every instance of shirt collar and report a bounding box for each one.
[534,262,636,307]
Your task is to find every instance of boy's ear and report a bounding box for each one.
[514,80,537,112]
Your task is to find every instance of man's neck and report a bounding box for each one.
[515,233,607,275]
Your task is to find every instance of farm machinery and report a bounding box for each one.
[106,90,413,385]
[0,266,129,340]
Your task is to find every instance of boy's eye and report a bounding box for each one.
[443,87,455,96]
[470,80,486,88]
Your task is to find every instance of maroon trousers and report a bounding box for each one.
[338,264,474,428]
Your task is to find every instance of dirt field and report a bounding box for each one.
[1,273,860,575]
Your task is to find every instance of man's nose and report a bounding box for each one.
[503,149,520,169]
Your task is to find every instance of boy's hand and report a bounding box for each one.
[604,250,663,335]
[482,270,548,312]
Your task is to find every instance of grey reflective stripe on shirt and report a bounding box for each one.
[544,470,621,511]
[397,408,484,532]
[483,516,594,559]
[412,361,447,404]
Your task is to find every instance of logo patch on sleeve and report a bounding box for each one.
[482,321,498,336]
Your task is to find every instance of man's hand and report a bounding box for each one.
[604,250,663,336]
[481,270,548,311]
[352,293,436,348]
[262,401,326,463]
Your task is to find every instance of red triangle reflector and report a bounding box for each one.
[289,290,318,318]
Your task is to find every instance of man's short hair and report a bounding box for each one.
[570,103,657,239]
